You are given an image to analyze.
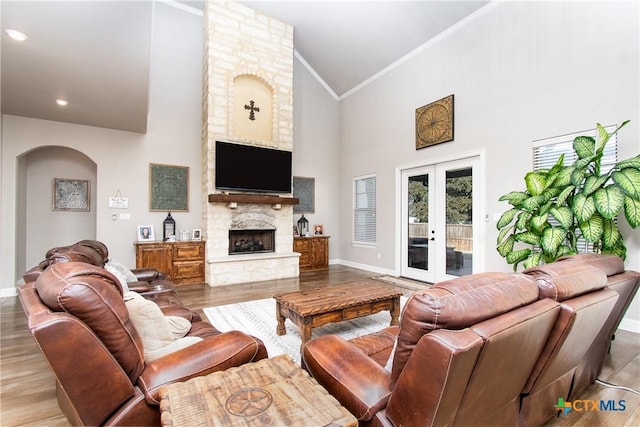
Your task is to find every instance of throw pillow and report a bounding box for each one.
[384,338,398,372]
[124,292,200,362]
[105,259,138,283]
[166,316,192,339]
[104,265,130,294]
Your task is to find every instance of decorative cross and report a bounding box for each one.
[244,100,260,121]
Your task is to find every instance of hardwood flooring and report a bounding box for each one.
[1,265,638,426]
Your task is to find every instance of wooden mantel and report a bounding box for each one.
[208,193,299,205]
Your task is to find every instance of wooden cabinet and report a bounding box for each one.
[135,241,205,285]
[293,236,329,272]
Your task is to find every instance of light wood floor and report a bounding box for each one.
[1,265,638,426]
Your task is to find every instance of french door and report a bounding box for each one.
[400,157,479,283]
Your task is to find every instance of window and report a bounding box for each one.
[353,175,376,245]
[533,125,618,252]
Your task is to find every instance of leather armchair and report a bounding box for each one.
[18,262,268,426]
[303,272,561,426]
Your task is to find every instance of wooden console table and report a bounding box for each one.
[159,355,356,426]
[134,240,205,285]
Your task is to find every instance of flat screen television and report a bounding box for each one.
[215,140,292,193]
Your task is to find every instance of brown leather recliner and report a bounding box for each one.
[303,272,562,426]
[18,262,268,426]
[519,259,620,426]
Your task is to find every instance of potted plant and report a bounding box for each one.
[496,120,640,270]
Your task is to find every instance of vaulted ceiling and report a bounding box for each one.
[1,0,490,133]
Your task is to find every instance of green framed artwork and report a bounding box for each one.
[149,163,189,211]
[293,176,315,213]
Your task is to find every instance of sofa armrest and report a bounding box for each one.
[303,334,391,421]
[137,330,267,404]
[131,268,168,282]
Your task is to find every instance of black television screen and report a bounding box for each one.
[215,141,292,193]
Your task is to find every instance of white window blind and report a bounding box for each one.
[353,175,376,245]
[533,125,618,252]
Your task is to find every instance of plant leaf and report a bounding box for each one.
[516,231,541,245]
[525,172,547,196]
[530,214,549,233]
[573,193,596,223]
[602,218,622,249]
[579,214,603,242]
[612,169,640,199]
[497,226,512,245]
[498,191,529,206]
[497,208,518,229]
[521,195,546,212]
[541,227,567,253]
[497,235,515,257]
[574,135,596,159]
[595,123,610,153]
[583,175,609,196]
[556,185,575,206]
[556,245,577,258]
[623,196,640,228]
[553,167,575,188]
[594,185,624,219]
[506,248,531,265]
[516,211,532,231]
[550,206,573,229]
[571,168,586,186]
[523,252,542,269]
[602,242,627,260]
[615,155,640,169]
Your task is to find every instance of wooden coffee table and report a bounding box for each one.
[159,355,356,426]
[274,282,403,351]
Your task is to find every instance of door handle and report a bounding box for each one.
[430,237,435,241]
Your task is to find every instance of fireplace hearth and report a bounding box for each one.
[229,229,275,255]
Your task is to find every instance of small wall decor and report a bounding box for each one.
[137,225,155,241]
[415,94,454,149]
[192,229,202,241]
[53,178,90,211]
[293,176,315,213]
[150,163,189,212]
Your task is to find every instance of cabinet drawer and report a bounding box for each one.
[173,261,204,281]
[293,239,311,252]
[173,243,204,260]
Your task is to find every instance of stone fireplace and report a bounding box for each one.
[201,1,299,286]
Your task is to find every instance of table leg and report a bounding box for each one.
[390,296,400,326]
[299,319,313,352]
[276,301,286,336]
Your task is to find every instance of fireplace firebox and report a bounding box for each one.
[229,229,275,255]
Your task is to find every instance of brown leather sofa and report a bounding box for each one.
[23,239,197,321]
[303,254,638,427]
[19,262,268,426]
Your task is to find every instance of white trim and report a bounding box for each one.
[158,0,204,16]
[1,287,18,298]
[294,51,340,101]
[618,318,640,334]
[335,259,395,277]
[339,0,503,100]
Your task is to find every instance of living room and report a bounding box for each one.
[1,0,639,425]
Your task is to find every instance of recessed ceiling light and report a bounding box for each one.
[5,29,28,41]
[56,99,68,106]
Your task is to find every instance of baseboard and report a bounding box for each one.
[333,258,395,276]
[618,318,640,334]
[1,287,18,298]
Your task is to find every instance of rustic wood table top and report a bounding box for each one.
[273,281,403,316]
[159,354,357,427]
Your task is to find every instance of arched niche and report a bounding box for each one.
[232,74,273,142]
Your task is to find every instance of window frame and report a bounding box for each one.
[353,174,377,247]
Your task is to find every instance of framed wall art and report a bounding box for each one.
[53,178,90,211]
[149,163,189,212]
[415,94,454,149]
[293,176,315,213]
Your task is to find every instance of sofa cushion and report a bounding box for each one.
[557,253,625,277]
[523,261,607,301]
[391,272,539,385]
[105,259,138,283]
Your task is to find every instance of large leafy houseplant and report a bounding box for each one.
[497,120,640,270]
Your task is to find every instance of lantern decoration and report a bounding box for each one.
[163,212,176,241]
[297,214,309,236]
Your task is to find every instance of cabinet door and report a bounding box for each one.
[136,244,173,278]
[311,238,328,268]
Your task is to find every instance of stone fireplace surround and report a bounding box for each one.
[202,1,299,286]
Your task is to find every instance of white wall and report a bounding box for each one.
[292,59,341,260]
[338,1,640,327]
[1,2,204,293]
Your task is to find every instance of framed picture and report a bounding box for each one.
[192,229,202,241]
[150,163,189,212]
[293,225,299,237]
[313,224,324,235]
[293,176,315,213]
[53,178,90,211]
[415,94,454,149]
[137,225,155,241]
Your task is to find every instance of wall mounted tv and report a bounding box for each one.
[215,140,292,193]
